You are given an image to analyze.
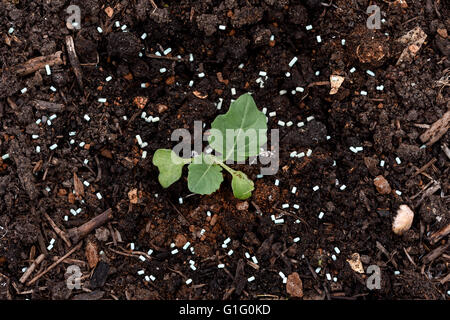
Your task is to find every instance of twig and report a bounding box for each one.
[442,143,450,160]
[422,243,450,264]
[65,35,84,89]
[415,182,441,207]
[42,212,72,247]
[429,224,450,245]
[27,242,83,286]
[149,0,158,11]
[413,158,437,177]
[67,208,113,243]
[19,254,45,284]
[145,52,184,62]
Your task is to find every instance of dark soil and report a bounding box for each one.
[0,0,449,300]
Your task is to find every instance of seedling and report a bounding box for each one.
[152,93,267,199]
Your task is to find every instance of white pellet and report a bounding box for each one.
[288,57,298,67]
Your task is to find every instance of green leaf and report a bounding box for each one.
[209,93,267,162]
[231,171,254,200]
[187,154,224,195]
[152,149,191,188]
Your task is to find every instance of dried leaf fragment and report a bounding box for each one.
[329,75,345,95]
[346,253,364,274]
[85,241,99,269]
[73,172,85,197]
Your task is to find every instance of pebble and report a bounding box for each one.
[373,175,391,194]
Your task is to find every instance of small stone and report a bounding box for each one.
[373,175,391,194]
[286,272,303,298]
[236,201,249,211]
[392,205,414,235]
[157,104,168,113]
[437,28,447,38]
[95,227,110,242]
[175,234,187,248]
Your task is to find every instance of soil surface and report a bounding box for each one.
[0,0,449,300]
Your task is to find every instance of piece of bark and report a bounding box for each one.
[32,100,66,113]
[429,224,450,245]
[90,261,110,289]
[11,51,63,76]
[420,110,450,146]
[72,290,104,300]
[232,259,246,295]
[65,36,83,89]
[422,243,450,264]
[8,140,38,200]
